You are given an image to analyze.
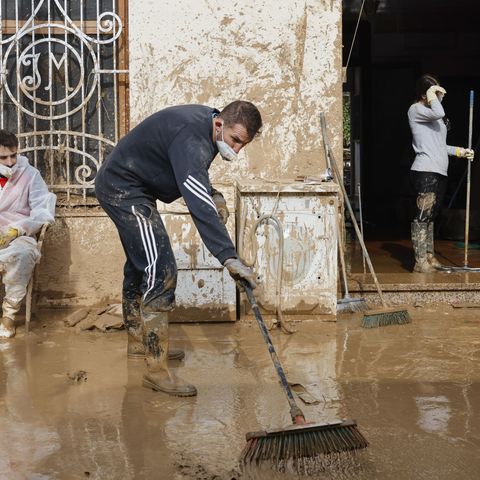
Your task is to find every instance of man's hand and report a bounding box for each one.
[457,147,475,161]
[212,191,229,224]
[0,227,19,249]
[223,258,257,290]
[426,85,446,104]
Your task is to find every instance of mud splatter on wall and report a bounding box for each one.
[129,0,343,181]
[35,1,343,309]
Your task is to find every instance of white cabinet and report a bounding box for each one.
[236,180,339,321]
[157,184,236,322]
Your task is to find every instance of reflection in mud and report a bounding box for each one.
[0,306,479,479]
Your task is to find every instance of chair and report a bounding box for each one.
[25,223,49,333]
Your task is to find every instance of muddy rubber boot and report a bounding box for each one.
[141,309,196,397]
[123,298,185,361]
[411,222,436,273]
[123,298,144,359]
[426,222,443,269]
[0,298,21,338]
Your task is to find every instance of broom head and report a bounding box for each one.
[337,296,369,313]
[362,307,411,328]
[240,419,368,464]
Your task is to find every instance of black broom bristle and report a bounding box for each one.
[240,420,368,465]
[362,308,411,328]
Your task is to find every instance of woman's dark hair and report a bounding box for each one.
[415,74,450,129]
[415,74,440,102]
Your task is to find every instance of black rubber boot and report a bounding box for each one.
[426,222,442,268]
[141,309,196,397]
[411,222,436,273]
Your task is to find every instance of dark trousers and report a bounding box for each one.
[99,200,177,310]
[410,171,448,223]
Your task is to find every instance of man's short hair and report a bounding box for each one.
[0,130,18,149]
[219,101,262,141]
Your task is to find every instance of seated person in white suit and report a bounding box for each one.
[0,130,56,338]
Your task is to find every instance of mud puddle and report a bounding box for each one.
[0,305,479,479]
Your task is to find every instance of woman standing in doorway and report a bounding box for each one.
[408,74,474,273]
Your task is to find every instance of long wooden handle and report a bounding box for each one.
[464,90,474,267]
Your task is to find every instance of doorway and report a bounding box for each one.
[343,0,480,274]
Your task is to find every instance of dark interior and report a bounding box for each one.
[342,0,480,243]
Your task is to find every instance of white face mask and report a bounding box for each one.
[0,164,13,179]
[216,124,238,162]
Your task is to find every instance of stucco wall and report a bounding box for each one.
[35,0,343,309]
[129,0,343,180]
[36,215,125,308]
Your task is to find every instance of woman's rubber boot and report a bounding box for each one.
[123,298,185,360]
[0,298,21,338]
[412,222,436,273]
[141,309,196,397]
[426,222,443,269]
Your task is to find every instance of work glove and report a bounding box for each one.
[0,227,19,249]
[211,190,229,224]
[456,147,475,161]
[426,85,446,104]
[223,258,257,290]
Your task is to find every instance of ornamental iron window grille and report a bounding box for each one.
[0,0,128,207]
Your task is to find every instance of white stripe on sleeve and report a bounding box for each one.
[183,176,218,212]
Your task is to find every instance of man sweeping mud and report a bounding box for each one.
[95,101,261,397]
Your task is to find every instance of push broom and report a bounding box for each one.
[320,112,411,328]
[240,284,368,467]
[320,113,368,313]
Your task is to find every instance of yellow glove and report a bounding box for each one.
[426,85,447,104]
[456,147,475,161]
[0,227,19,249]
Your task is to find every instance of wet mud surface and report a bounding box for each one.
[1,306,480,479]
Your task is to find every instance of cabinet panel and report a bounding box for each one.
[158,183,237,322]
[170,269,236,322]
[237,181,339,317]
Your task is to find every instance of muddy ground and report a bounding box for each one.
[1,305,479,479]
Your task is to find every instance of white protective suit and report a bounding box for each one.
[0,155,56,312]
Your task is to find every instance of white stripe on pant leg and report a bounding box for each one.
[139,216,157,296]
[136,210,159,298]
[138,215,154,288]
[141,216,159,298]
[146,221,159,296]
[132,206,155,298]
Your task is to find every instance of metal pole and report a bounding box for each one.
[464,90,474,267]
[358,182,366,274]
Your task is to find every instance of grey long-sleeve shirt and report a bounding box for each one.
[408,99,456,176]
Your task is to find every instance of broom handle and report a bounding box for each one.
[328,146,388,308]
[243,284,304,421]
[358,182,367,275]
[336,205,351,297]
[320,113,333,171]
[464,90,474,267]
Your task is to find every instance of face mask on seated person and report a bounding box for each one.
[0,164,12,179]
